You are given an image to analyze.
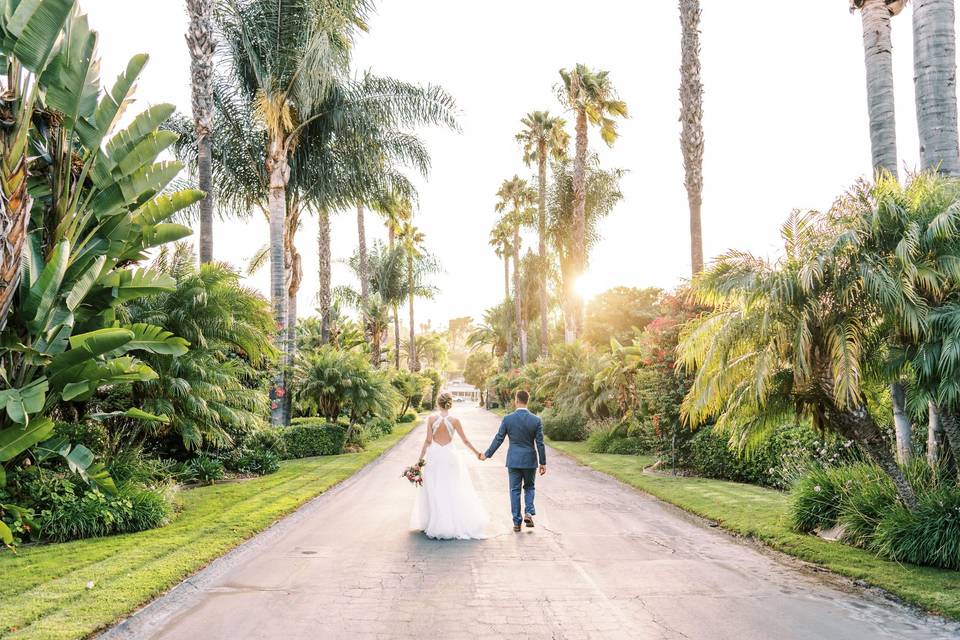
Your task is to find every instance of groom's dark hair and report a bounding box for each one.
[515,390,530,405]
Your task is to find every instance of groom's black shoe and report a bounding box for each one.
[523,514,535,528]
[513,523,521,532]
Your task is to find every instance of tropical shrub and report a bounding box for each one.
[0,2,201,546]
[605,437,652,455]
[186,456,225,485]
[422,369,442,410]
[295,347,398,423]
[121,244,277,451]
[586,419,628,454]
[12,471,175,543]
[397,413,417,424]
[283,420,348,458]
[873,488,960,570]
[365,417,394,439]
[789,466,846,533]
[392,370,428,416]
[222,447,280,476]
[53,422,110,456]
[542,407,588,442]
[243,428,287,458]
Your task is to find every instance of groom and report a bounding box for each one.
[480,390,546,532]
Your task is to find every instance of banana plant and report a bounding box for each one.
[0,1,198,546]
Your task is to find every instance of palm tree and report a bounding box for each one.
[556,64,628,341]
[339,241,408,367]
[913,0,960,176]
[516,111,568,358]
[217,0,366,424]
[851,0,911,463]
[186,0,216,263]
[496,176,536,365]
[852,0,903,176]
[489,220,514,367]
[374,195,414,366]
[679,208,919,509]
[680,0,704,275]
[547,155,625,342]
[398,222,432,371]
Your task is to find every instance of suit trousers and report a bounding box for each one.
[508,467,536,525]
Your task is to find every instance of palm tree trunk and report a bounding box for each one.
[266,136,289,426]
[407,255,418,371]
[537,149,549,357]
[357,204,369,304]
[680,0,705,275]
[860,0,900,178]
[928,401,947,465]
[186,0,215,264]
[513,225,526,365]
[393,306,401,369]
[570,106,589,342]
[913,0,960,176]
[318,208,332,344]
[891,381,912,463]
[285,288,297,423]
[938,410,960,479]
[283,226,301,425]
[504,254,513,369]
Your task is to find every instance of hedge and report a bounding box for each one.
[283,419,348,458]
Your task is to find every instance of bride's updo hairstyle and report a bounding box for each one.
[437,392,453,410]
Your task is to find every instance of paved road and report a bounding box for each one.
[103,406,959,640]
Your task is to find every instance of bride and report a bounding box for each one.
[410,392,488,539]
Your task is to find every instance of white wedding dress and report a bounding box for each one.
[410,414,488,540]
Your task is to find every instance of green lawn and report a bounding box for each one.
[0,425,414,640]
[550,440,960,620]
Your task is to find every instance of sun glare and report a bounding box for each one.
[574,272,604,301]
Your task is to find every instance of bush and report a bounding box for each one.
[243,428,287,457]
[586,420,627,453]
[789,466,845,533]
[20,471,175,543]
[283,420,347,458]
[837,465,897,548]
[365,417,394,439]
[605,437,652,455]
[542,407,588,442]
[107,449,179,485]
[187,456,225,484]
[53,421,109,455]
[873,488,960,570]
[222,448,281,476]
[397,412,416,424]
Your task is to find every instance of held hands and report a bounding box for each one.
[539,465,546,476]
[477,452,486,461]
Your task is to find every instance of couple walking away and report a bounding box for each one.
[410,390,547,539]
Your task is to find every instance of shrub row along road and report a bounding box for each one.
[103,406,958,640]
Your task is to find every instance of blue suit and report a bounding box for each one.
[484,408,546,525]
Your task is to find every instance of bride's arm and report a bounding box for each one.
[417,416,433,461]
[452,418,479,456]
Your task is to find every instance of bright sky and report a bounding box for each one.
[81,1,954,329]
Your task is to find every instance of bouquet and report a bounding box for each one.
[402,459,426,486]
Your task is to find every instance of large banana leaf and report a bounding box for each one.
[1,0,75,73]
[79,53,147,150]
[118,323,189,356]
[59,356,157,401]
[0,378,47,424]
[22,239,68,332]
[96,268,176,305]
[40,9,98,136]
[132,189,205,226]
[0,416,54,461]
[91,161,183,219]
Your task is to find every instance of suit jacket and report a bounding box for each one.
[484,408,546,469]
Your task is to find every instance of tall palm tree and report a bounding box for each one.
[496,176,536,365]
[913,0,960,176]
[375,195,414,366]
[339,241,408,366]
[852,0,903,176]
[217,0,367,424]
[547,155,625,344]
[852,0,911,463]
[516,111,568,358]
[556,64,628,341]
[186,0,216,263]
[489,220,514,368]
[399,222,428,370]
[680,0,704,275]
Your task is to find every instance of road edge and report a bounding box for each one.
[95,421,423,640]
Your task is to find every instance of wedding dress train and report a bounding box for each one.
[410,414,488,540]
